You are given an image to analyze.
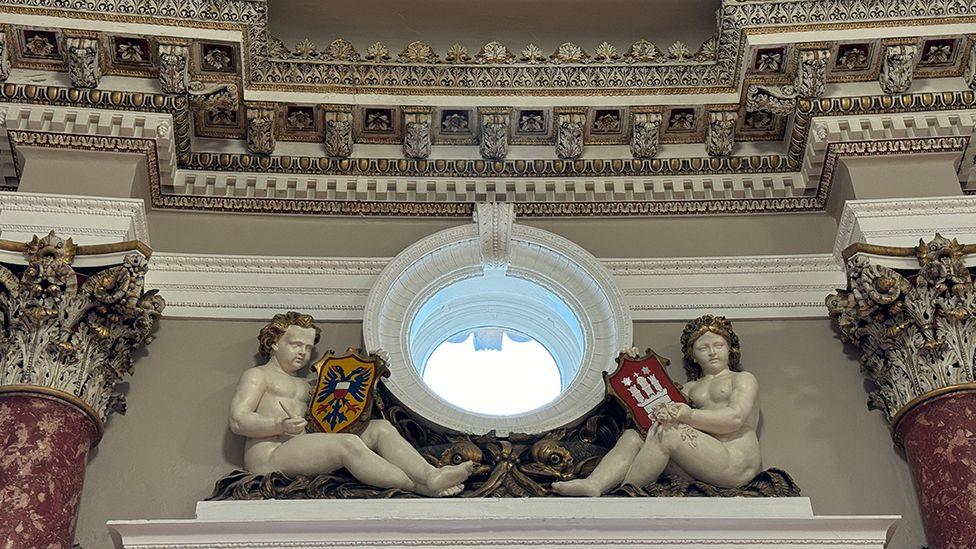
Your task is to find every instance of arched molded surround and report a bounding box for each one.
[363,204,632,435]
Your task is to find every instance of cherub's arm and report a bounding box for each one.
[229,369,284,438]
[681,372,758,435]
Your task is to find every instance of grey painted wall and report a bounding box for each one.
[75,318,924,548]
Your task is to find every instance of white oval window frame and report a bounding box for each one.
[363,204,632,435]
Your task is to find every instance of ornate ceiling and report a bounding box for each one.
[0,0,975,216]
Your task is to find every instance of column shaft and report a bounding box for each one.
[0,391,99,548]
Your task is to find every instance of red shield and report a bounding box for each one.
[605,349,686,434]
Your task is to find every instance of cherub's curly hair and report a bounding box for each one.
[680,314,741,381]
[257,311,322,359]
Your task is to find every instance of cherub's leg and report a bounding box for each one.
[551,429,644,496]
[624,425,746,488]
[361,419,472,493]
[620,426,672,487]
[270,433,414,490]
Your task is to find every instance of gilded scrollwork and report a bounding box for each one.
[0,232,164,424]
[66,37,100,89]
[158,44,188,94]
[880,44,919,94]
[827,234,976,424]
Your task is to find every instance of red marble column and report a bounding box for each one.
[0,390,100,549]
[895,388,976,549]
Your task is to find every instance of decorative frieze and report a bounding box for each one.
[826,234,976,425]
[157,43,188,94]
[402,108,432,160]
[630,112,662,159]
[795,49,830,99]
[706,111,737,157]
[323,106,353,158]
[65,37,100,88]
[0,232,164,423]
[0,31,10,82]
[245,103,275,155]
[555,110,585,160]
[880,44,919,94]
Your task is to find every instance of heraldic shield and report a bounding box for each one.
[309,348,389,435]
[605,349,686,435]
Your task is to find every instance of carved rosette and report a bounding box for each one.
[246,104,276,155]
[795,49,830,98]
[880,44,919,94]
[706,111,737,157]
[826,234,976,425]
[555,111,585,160]
[66,37,101,89]
[0,31,10,82]
[0,232,165,424]
[158,44,189,94]
[630,113,662,159]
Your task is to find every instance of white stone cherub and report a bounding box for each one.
[552,314,761,496]
[229,312,473,496]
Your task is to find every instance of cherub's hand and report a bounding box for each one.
[652,402,691,425]
[280,417,308,436]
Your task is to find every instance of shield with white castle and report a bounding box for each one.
[605,349,686,434]
[309,348,388,435]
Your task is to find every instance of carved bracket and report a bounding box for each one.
[0,232,164,425]
[706,111,737,157]
[630,112,662,159]
[827,234,976,426]
[403,108,432,160]
[555,109,585,160]
[475,202,515,272]
[479,108,510,161]
[65,37,101,89]
[0,30,10,83]
[246,103,276,155]
[795,48,830,99]
[158,43,189,94]
[880,44,919,95]
[324,106,353,158]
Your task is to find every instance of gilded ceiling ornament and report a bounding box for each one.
[365,111,391,132]
[668,111,695,131]
[966,43,976,91]
[66,37,101,89]
[477,41,515,64]
[695,37,718,61]
[756,52,782,72]
[745,85,797,116]
[323,39,360,62]
[827,235,976,425]
[0,232,164,424]
[446,43,472,63]
[188,81,240,126]
[880,44,919,94]
[625,40,661,63]
[399,41,439,63]
[551,42,589,64]
[923,44,952,65]
[630,113,662,159]
[246,105,276,155]
[555,114,584,159]
[520,44,545,64]
[594,42,620,63]
[518,112,545,133]
[117,41,145,62]
[667,41,692,60]
[324,119,352,157]
[292,38,318,60]
[593,113,621,133]
[794,49,830,98]
[441,113,469,132]
[743,110,774,129]
[480,121,508,160]
[403,120,431,159]
[286,109,315,131]
[203,47,233,69]
[837,47,869,70]
[24,34,55,57]
[267,36,289,58]
[365,41,391,62]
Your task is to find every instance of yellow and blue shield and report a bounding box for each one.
[309,349,388,435]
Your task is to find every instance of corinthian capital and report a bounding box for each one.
[0,232,164,425]
[827,234,976,425]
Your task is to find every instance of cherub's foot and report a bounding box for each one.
[425,461,474,492]
[551,479,602,497]
[413,482,465,497]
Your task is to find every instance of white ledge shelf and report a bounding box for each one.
[109,497,898,548]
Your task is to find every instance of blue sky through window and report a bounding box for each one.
[423,329,562,415]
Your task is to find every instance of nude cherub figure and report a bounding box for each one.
[552,315,761,496]
[229,312,473,497]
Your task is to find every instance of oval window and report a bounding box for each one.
[422,328,562,415]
